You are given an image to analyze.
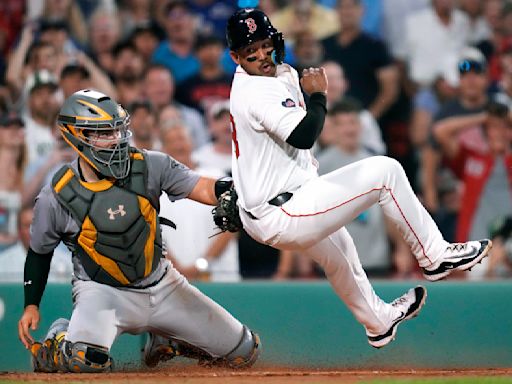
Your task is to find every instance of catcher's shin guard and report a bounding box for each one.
[31,318,69,372]
[31,318,113,373]
[62,341,113,373]
[222,325,261,369]
[31,337,64,373]
[143,333,214,368]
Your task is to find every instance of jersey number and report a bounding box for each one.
[230,114,240,159]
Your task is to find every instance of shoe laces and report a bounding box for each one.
[446,243,467,252]
[391,296,409,308]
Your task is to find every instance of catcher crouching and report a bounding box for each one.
[17,89,259,372]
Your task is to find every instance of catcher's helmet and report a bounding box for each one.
[226,8,285,64]
[57,89,132,179]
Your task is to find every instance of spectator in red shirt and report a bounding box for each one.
[434,101,512,249]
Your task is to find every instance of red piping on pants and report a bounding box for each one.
[279,186,431,263]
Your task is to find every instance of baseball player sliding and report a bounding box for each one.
[225,8,492,348]
[17,90,260,372]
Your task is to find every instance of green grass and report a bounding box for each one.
[361,378,512,384]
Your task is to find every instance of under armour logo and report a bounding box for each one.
[24,280,32,286]
[107,205,126,220]
[245,18,257,33]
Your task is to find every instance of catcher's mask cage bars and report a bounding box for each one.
[59,113,133,179]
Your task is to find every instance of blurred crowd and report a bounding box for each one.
[0,0,511,283]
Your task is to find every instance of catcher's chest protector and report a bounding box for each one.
[51,151,163,286]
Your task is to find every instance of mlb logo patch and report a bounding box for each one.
[281,98,296,108]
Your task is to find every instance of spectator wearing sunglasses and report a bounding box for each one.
[421,48,490,241]
[433,101,512,279]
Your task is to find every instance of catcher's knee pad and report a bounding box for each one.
[223,325,261,369]
[61,341,113,373]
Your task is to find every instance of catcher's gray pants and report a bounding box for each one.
[66,260,243,356]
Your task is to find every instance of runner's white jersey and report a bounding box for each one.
[230,64,318,217]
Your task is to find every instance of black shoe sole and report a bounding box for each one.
[368,286,427,349]
[423,240,492,282]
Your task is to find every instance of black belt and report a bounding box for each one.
[268,192,293,206]
[245,192,294,221]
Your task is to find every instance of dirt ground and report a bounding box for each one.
[2,367,512,383]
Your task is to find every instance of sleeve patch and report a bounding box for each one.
[281,98,296,108]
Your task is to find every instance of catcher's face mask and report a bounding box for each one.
[58,89,132,179]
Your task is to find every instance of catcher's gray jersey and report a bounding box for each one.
[30,150,200,286]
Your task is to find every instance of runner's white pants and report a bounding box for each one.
[240,156,448,334]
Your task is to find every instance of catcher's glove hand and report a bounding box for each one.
[212,187,243,233]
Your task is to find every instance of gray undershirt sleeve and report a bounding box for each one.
[144,151,201,206]
[30,185,72,254]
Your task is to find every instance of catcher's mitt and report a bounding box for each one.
[212,187,243,233]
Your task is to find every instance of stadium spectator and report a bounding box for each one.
[494,44,512,109]
[111,41,144,105]
[482,0,512,84]
[22,130,75,209]
[188,0,237,39]
[32,0,88,45]
[320,61,386,155]
[22,70,60,164]
[402,0,471,88]
[410,73,458,198]
[175,36,232,114]
[118,0,153,39]
[37,19,81,67]
[434,101,512,240]
[152,0,200,84]
[271,0,340,46]
[59,53,117,99]
[159,122,240,282]
[128,100,158,150]
[322,0,399,121]
[0,0,25,57]
[292,30,323,74]
[434,101,512,279]
[143,64,209,149]
[0,113,25,252]
[422,48,489,215]
[381,0,430,60]
[129,22,162,63]
[58,64,90,99]
[86,8,122,76]
[192,100,232,175]
[5,28,58,97]
[0,0,508,285]
[459,0,492,46]
[409,75,458,151]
